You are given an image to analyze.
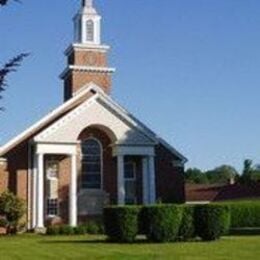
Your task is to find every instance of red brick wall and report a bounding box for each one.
[64,71,111,101]
[4,142,29,225]
[5,142,29,201]
[68,51,107,67]
[64,49,112,100]
[155,145,185,203]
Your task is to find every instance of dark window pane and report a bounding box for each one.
[124,162,135,179]
[81,138,102,189]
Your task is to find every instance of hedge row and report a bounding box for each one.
[46,221,104,236]
[226,201,260,228]
[104,204,230,243]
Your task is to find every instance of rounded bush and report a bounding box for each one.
[195,204,230,241]
[104,206,140,243]
[59,225,75,235]
[178,205,195,241]
[142,205,183,242]
[46,226,60,236]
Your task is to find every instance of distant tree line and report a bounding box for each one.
[185,159,260,185]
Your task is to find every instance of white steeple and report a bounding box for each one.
[74,0,101,45]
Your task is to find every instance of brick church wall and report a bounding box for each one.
[155,145,185,203]
[5,142,29,201]
[64,71,111,100]
[3,142,29,225]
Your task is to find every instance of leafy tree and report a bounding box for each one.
[205,165,239,184]
[240,159,254,184]
[185,168,208,184]
[0,0,20,6]
[0,191,26,234]
[0,54,29,110]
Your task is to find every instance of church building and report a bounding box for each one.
[0,0,187,231]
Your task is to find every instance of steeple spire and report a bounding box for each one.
[61,0,115,100]
[82,0,93,8]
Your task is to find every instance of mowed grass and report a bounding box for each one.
[0,234,259,260]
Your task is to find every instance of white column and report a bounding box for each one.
[142,157,149,205]
[117,155,125,205]
[36,153,44,229]
[32,155,37,229]
[69,154,78,227]
[148,156,156,204]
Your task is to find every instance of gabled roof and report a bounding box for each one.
[0,83,187,163]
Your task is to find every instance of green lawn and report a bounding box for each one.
[0,234,259,260]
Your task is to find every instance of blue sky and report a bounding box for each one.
[0,0,260,172]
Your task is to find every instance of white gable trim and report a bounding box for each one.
[0,83,99,156]
[34,95,98,142]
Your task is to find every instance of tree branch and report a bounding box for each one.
[0,53,29,111]
[0,0,21,6]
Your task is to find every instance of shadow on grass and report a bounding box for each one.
[40,236,149,245]
[229,228,260,236]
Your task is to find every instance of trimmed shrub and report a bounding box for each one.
[0,191,26,234]
[194,204,230,241]
[142,205,183,242]
[86,220,103,235]
[178,205,195,241]
[104,206,140,243]
[46,226,60,236]
[59,225,75,235]
[228,201,260,228]
[74,225,87,235]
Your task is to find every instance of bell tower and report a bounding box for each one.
[61,0,115,101]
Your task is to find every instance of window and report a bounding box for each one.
[124,162,137,205]
[47,199,58,216]
[46,160,59,217]
[81,138,102,189]
[86,20,94,42]
[46,160,59,180]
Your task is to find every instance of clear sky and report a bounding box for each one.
[0,0,260,172]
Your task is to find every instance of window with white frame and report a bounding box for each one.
[46,160,59,217]
[81,138,102,189]
[124,161,137,205]
[86,20,94,42]
[47,199,58,216]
